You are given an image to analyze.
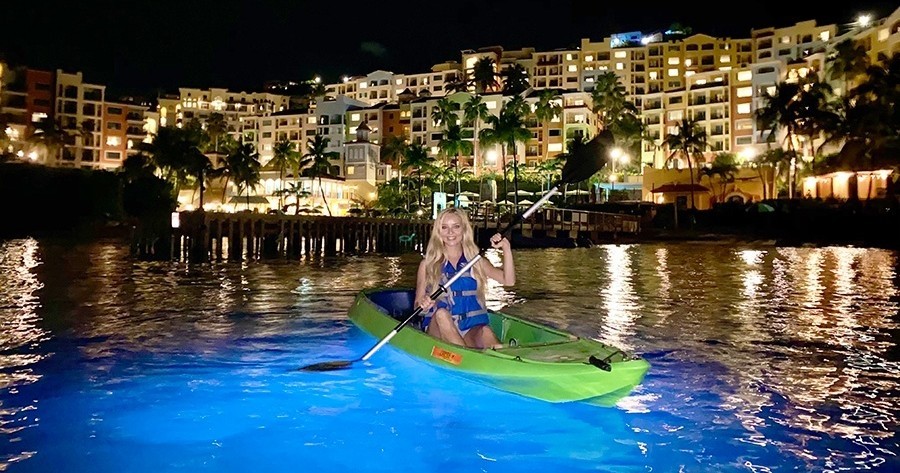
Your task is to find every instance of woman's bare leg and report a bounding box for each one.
[426,309,465,346]
[464,325,502,349]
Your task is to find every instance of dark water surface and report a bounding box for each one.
[1,238,898,472]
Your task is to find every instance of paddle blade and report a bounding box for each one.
[298,360,355,372]
[560,129,614,185]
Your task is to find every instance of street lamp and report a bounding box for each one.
[608,147,630,195]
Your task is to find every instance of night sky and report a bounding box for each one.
[2,1,897,98]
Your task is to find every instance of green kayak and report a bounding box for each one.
[348,288,650,406]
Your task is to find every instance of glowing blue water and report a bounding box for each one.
[1,239,898,472]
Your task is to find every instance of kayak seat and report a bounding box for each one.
[369,289,417,320]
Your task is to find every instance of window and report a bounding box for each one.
[668,68,679,77]
[736,136,753,145]
[736,86,753,98]
[668,110,683,121]
[737,71,752,81]
[107,122,122,130]
[107,107,123,115]
[262,132,272,138]
[548,143,563,152]
[736,103,751,114]
[105,151,122,160]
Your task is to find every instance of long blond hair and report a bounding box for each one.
[422,208,487,305]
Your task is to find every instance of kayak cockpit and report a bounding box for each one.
[364,288,628,364]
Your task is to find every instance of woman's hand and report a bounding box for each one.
[417,296,436,311]
[490,233,510,251]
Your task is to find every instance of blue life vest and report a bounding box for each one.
[422,254,489,331]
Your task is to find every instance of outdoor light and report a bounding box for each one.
[738,148,757,162]
[171,212,180,229]
[857,14,872,28]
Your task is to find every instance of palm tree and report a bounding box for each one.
[270,139,299,210]
[827,39,870,95]
[533,89,563,160]
[470,57,501,94]
[229,142,261,209]
[755,76,835,197]
[480,96,531,206]
[205,112,228,153]
[463,95,490,177]
[300,134,339,216]
[590,71,636,130]
[27,117,69,164]
[662,117,708,210]
[698,152,739,203]
[502,64,530,95]
[432,97,459,128]
[401,141,434,208]
[438,123,474,199]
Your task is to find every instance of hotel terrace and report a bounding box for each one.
[2,6,899,213]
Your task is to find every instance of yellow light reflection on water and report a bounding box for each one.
[0,238,47,389]
[598,244,638,351]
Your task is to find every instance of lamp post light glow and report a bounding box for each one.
[608,147,629,193]
[857,14,872,28]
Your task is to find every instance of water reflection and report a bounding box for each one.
[598,244,638,351]
[0,238,47,389]
[0,240,897,472]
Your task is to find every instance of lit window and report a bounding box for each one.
[347,166,355,174]
[351,113,360,121]
[719,55,730,63]
[548,143,563,152]
[359,82,367,89]
[668,110,683,121]
[31,112,48,122]
[486,101,497,110]
[820,31,830,41]
[668,68,679,77]
[649,71,658,80]
[780,35,790,44]
[585,55,593,62]
[106,136,121,147]
[737,103,751,114]
[565,53,573,60]
[616,63,625,70]
[736,86,753,98]
[307,116,317,124]
[668,57,680,65]
[614,51,627,58]
[737,70,752,81]
[430,146,439,155]
[396,79,403,85]
[567,65,578,72]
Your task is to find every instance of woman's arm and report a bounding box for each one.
[481,233,515,286]
[415,259,436,310]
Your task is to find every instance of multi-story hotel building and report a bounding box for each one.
[1,66,156,169]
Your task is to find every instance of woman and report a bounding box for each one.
[415,208,515,349]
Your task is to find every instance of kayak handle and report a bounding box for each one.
[588,355,613,372]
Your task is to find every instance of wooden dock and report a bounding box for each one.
[174,211,432,262]
[168,207,641,262]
